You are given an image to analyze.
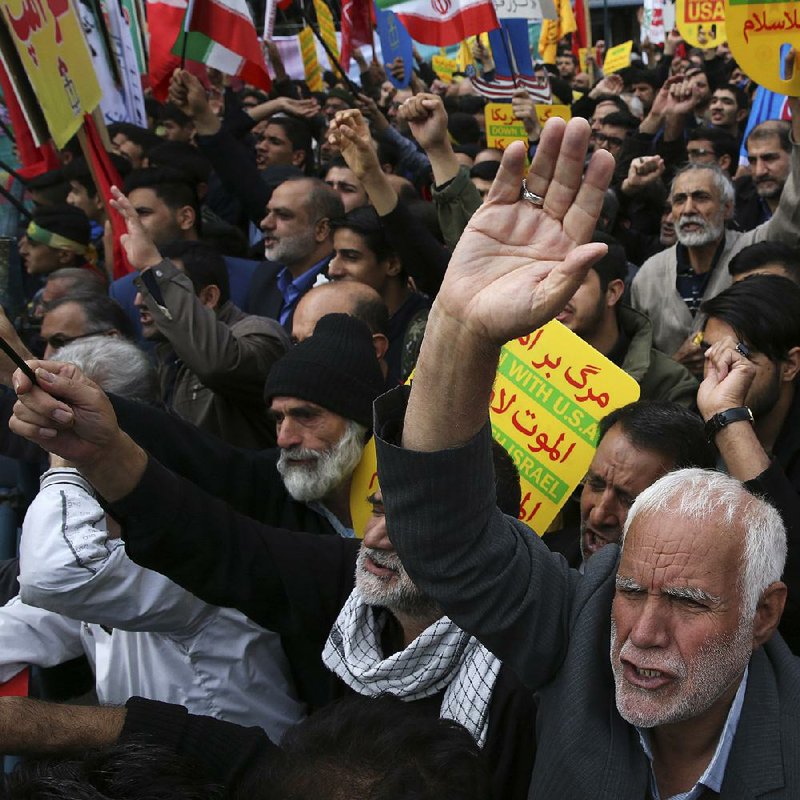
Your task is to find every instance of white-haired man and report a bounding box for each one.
[631,88,800,376]
[361,119,797,798]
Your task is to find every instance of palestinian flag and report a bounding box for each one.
[375,0,499,47]
[172,0,271,90]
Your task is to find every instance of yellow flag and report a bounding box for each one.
[312,0,339,69]
[538,0,577,64]
[298,26,323,92]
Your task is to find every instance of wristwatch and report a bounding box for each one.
[704,407,754,443]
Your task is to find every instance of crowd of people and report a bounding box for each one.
[0,27,797,799]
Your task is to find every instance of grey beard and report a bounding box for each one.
[355,546,443,620]
[277,422,366,503]
[675,215,725,247]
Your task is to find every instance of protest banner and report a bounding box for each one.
[375,6,413,88]
[602,40,633,73]
[298,25,324,91]
[726,1,800,94]
[432,54,458,82]
[350,321,640,537]
[535,103,571,124]
[641,0,666,44]
[485,102,528,148]
[0,0,101,148]
[491,0,556,20]
[676,0,726,47]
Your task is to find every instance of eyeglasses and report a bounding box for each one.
[592,132,625,148]
[43,330,112,351]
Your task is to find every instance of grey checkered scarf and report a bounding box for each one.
[322,589,502,746]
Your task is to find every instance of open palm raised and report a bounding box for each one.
[437,117,615,346]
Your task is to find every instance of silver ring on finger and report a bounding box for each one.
[521,179,545,207]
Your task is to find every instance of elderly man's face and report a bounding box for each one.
[670,170,728,248]
[356,489,442,619]
[270,396,364,502]
[610,508,753,728]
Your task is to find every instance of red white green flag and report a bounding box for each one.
[171,0,271,90]
[375,0,498,46]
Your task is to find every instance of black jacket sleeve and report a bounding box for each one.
[109,456,357,707]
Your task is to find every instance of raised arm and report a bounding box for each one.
[375,120,616,685]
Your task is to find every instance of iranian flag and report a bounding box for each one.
[171,0,271,91]
[376,0,498,46]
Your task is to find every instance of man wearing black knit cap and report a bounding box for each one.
[263,313,385,533]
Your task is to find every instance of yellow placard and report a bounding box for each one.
[535,104,572,125]
[432,55,458,83]
[0,0,101,148]
[312,0,339,69]
[350,321,640,537]
[298,26,323,92]
[677,0,727,47]
[485,102,529,149]
[602,40,633,73]
[578,47,587,72]
[725,0,800,94]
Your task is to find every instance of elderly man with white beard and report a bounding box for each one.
[631,85,800,378]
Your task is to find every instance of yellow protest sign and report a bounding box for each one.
[677,0,727,47]
[725,0,800,94]
[485,103,528,149]
[432,55,458,83]
[578,47,587,72]
[350,321,641,537]
[298,26,323,92]
[0,0,101,148]
[490,321,640,533]
[602,40,633,73]
[312,0,339,69]
[535,104,572,125]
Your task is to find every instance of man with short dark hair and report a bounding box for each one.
[40,294,135,358]
[113,192,290,449]
[728,241,800,283]
[697,274,800,651]
[544,401,715,566]
[557,236,698,405]
[686,127,739,177]
[245,177,344,331]
[593,111,638,162]
[736,120,793,230]
[19,205,96,278]
[708,85,748,137]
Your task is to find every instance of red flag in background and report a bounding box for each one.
[82,115,133,280]
[572,0,588,58]
[146,0,211,101]
[0,62,58,179]
[340,0,374,71]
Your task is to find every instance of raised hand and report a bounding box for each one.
[397,93,449,153]
[622,155,665,195]
[327,109,381,181]
[590,73,624,99]
[511,89,540,140]
[696,335,757,420]
[108,186,162,272]
[437,118,615,345]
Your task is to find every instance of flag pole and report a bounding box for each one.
[500,28,521,89]
[180,0,198,69]
[299,0,361,93]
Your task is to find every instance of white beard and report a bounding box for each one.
[277,421,366,503]
[675,213,725,247]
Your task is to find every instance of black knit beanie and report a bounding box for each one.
[263,313,384,428]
